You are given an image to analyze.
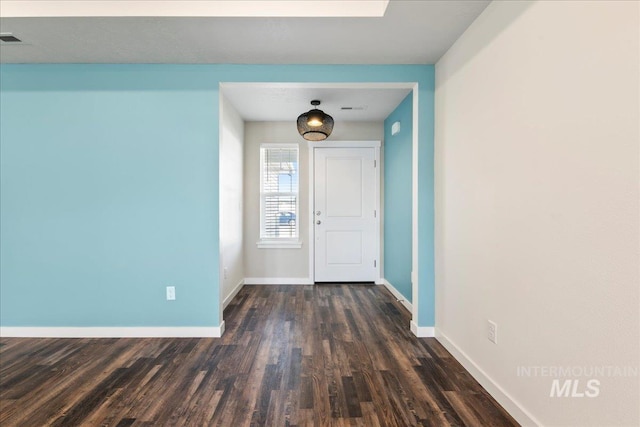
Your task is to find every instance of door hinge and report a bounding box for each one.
[374,209,376,218]
[374,160,377,168]
[374,260,377,267]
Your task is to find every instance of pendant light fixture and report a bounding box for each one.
[297,100,334,141]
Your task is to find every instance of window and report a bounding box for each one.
[260,145,299,243]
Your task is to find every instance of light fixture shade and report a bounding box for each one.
[297,101,334,141]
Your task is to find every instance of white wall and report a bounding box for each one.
[244,121,383,281]
[220,95,245,305]
[435,1,639,426]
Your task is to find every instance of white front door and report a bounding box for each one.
[314,147,378,282]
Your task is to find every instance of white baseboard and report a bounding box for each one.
[0,323,225,338]
[380,279,413,313]
[223,279,245,308]
[244,277,314,285]
[435,329,539,427]
[410,321,435,337]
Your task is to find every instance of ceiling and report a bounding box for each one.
[0,0,490,64]
[222,84,412,122]
[0,1,489,122]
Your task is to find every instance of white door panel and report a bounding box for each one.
[314,147,377,282]
[326,231,363,265]
[325,158,363,217]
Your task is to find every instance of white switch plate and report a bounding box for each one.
[488,320,497,344]
[166,286,176,301]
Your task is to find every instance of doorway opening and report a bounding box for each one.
[219,82,419,331]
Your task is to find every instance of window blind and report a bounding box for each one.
[260,146,299,239]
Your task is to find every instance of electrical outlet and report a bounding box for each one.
[223,268,228,280]
[488,320,497,344]
[166,286,176,301]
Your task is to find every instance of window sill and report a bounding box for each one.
[256,240,302,249]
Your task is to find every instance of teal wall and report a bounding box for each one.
[384,93,413,302]
[0,64,435,328]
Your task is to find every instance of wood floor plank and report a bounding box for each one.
[0,284,519,426]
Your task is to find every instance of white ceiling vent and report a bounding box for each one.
[341,106,367,111]
[0,33,23,43]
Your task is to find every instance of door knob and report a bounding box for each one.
[316,220,322,225]
[316,211,322,216]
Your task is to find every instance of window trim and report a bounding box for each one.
[256,240,303,249]
[258,143,301,247]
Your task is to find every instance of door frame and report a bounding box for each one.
[308,140,382,284]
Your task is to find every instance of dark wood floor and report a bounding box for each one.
[0,284,518,426]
